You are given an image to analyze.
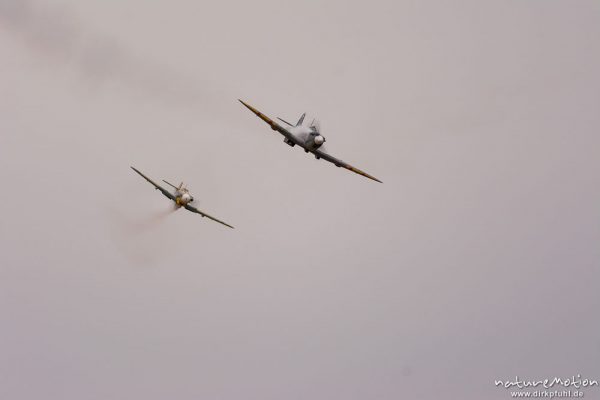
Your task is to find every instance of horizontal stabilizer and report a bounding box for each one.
[162,180,180,190]
[277,117,294,127]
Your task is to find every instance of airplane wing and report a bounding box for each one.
[183,204,235,229]
[130,166,176,201]
[310,148,382,183]
[238,100,301,145]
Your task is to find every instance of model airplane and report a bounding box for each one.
[130,166,234,229]
[239,100,382,183]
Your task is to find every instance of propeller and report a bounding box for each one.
[310,119,327,153]
[310,118,321,133]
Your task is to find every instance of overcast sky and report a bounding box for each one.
[1,1,599,399]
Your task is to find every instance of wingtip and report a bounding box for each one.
[344,165,382,183]
[238,99,253,111]
[366,175,383,183]
[239,99,261,115]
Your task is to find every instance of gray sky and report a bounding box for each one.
[1,0,599,399]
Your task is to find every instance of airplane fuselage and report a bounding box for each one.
[288,125,326,151]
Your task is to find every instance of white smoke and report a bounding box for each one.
[0,0,205,104]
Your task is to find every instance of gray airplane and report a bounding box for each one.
[131,166,234,229]
[239,100,382,183]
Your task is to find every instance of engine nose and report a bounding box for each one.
[314,135,325,146]
[181,193,192,204]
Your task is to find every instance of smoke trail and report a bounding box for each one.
[129,206,179,235]
[0,0,206,104]
[104,204,180,267]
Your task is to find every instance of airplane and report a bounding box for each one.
[238,100,382,183]
[130,166,234,229]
